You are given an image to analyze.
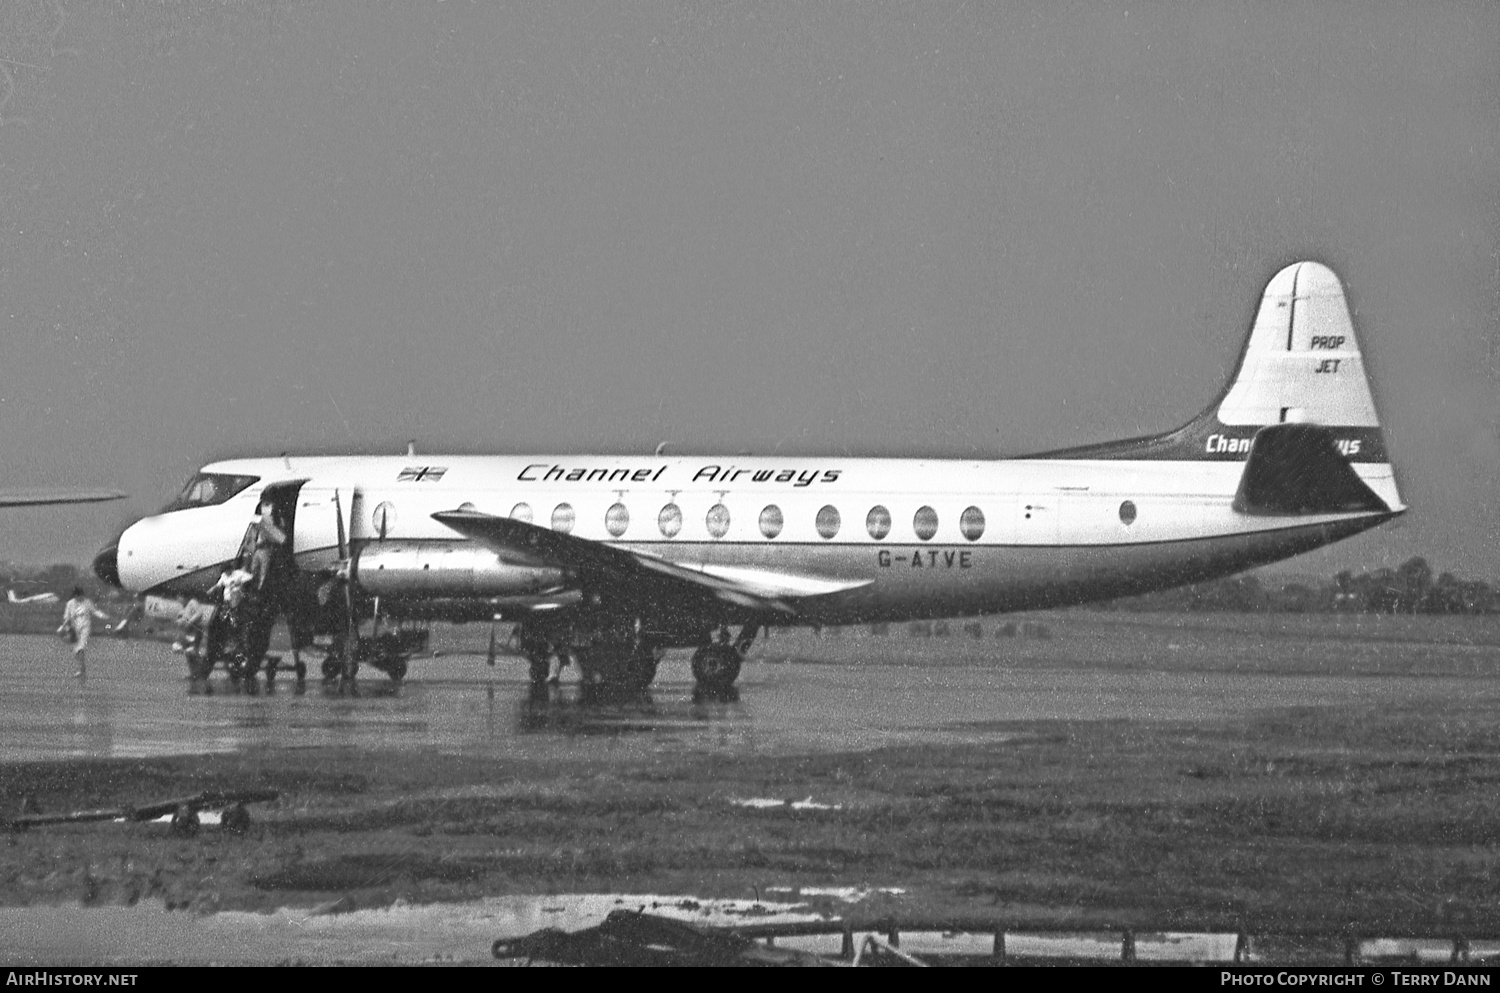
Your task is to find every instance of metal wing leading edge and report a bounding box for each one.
[431,509,869,617]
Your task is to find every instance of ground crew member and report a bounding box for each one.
[59,586,109,679]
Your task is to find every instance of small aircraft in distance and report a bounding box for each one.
[0,490,123,609]
[6,589,60,606]
[0,489,125,508]
[94,261,1403,694]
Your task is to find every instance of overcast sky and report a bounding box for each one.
[1,1,1496,579]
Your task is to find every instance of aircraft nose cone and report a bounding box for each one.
[93,541,121,588]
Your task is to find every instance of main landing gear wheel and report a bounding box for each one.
[228,654,261,686]
[527,652,550,687]
[517,625,554,688]
[690,644,741,693]
[572,643,658,698]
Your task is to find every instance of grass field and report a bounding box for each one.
[2,610,1499,935]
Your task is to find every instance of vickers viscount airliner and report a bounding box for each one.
[94,261,1403,693]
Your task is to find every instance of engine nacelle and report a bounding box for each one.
[353,540,565,599]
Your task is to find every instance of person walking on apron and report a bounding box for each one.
[60,587,110,679]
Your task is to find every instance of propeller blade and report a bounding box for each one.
[343,579,355,647]
[486,618,498,667]
[347,488,363,555]
[332,489,348,563]
[329,487,362,682]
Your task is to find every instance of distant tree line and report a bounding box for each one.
[1107,557,1499,615]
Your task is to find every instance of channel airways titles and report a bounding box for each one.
[512,464,842,487]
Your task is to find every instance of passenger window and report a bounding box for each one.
[913,506,938,541]
[815,505,840,539]
[551,503,575,534]
[759,505,783,539]
[866,505,891,540]
[510,502,533,524]
[959,506,985,541]
[1119,500,1137,525]
[659,503,683,538]
[705,503,731,538]
[606,502,629,537]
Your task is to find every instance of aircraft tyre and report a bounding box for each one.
[690,644,741,692]
[237,654,261,683]
[527,652,550,686]
[321,657,341,682]
[517,624,552,684]
[573,646,608,688]
[621,646,660,692]
[573,643,657,694]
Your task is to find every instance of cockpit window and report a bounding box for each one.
[161,473,260,513]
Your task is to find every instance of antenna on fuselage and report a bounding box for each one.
[654,441,671,456]
[280,452,291,470]
[407,441,416,456]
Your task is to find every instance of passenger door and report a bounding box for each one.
[290,485,343,573]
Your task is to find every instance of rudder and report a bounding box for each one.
[1216,260,1383,461]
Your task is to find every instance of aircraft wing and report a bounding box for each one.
[431,509,869,616]
[0,489,125,507]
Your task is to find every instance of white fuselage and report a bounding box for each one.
[113,452,1402,625]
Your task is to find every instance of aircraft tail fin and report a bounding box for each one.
[1035,260,1393,469]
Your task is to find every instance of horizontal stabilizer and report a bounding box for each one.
[1232,424,1390,517]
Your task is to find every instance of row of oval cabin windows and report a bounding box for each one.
[505,500,1140,540]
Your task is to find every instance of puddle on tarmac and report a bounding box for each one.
[0,893,829,965]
